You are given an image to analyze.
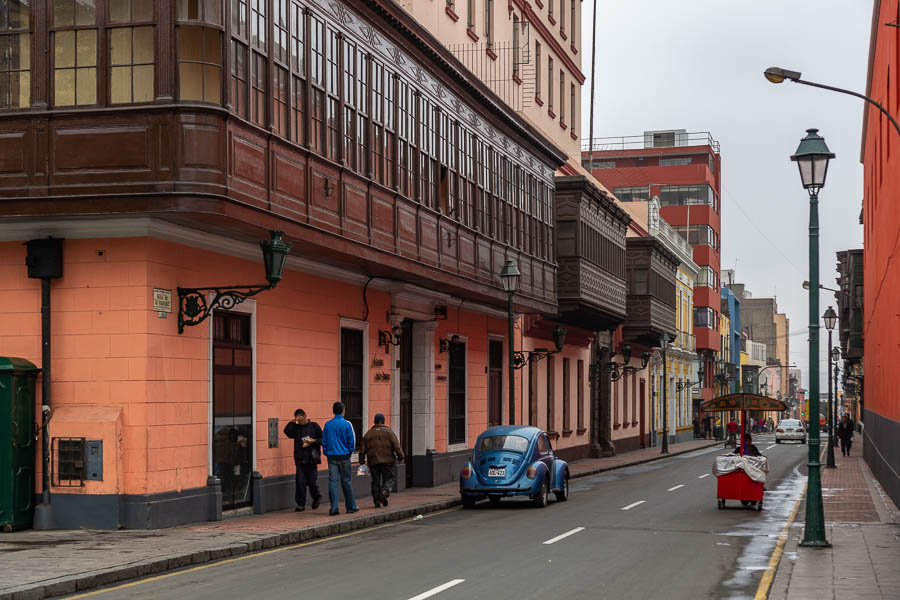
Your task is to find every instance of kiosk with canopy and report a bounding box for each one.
[700,393,788,510]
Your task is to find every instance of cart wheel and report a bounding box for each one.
[757,502,763,511]
[741,500,750,507]
[718,499,725,509]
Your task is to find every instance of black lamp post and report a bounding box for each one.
[177,231,292,333]
[500,260,521,425]
[791,128,834,548]
[660,333,670,454]
[823,306,838,468]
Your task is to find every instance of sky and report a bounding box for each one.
[580,0,872,389]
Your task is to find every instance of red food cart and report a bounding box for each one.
[699,393,787,511]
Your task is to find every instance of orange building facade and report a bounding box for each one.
[861,0,900,509]
[0,0,621,528]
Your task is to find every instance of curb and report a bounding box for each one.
[568,441,722,480]
[0,442,719,600]
[0,499,459,600]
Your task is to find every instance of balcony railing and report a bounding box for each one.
[582,131,720,154]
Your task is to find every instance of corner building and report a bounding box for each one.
[0,0,568,528]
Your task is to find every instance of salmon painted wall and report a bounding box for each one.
[863,0,900,425]
[0,237,398,497]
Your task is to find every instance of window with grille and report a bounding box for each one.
[448,340,467,445]
[53,437,85,486]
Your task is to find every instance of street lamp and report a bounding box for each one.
[177,230,292,334]
[660,333,670,454]
[823,306,838,468]
[764,67,900,140]
[500,260,521,425]
[792,128,834,548]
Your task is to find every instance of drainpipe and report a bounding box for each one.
[26,238,63,530]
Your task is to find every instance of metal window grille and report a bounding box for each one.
[53,437,86,486]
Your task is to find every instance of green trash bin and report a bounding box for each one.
[0,357,40,532]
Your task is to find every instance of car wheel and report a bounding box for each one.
[461,494,477,509]
[555,471,569,502]
[801,438,807,444]
[775,439,781,444]
[533,476,549,508]
[488,495,502,506]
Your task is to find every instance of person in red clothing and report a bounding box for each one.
[726,417,739,449]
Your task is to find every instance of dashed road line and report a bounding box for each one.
[407,579,466,600]
[698,474,710,479]
[621,500,646,510]
[543,527,585,545]
[667,484,684,492]
[766,444,777,450]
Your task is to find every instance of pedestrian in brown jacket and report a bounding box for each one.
[359,414,404,507]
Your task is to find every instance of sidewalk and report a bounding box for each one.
[0,439,718,600]
[767,439,900,599]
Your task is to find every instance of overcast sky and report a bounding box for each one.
[580,0,872,389]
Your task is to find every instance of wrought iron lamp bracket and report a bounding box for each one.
[513,349,557,370]
[178,284,273,334]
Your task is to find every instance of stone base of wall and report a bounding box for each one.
[555,443,591,462]
[42,465,410,530]
[411,449,471,487]
[612,434,645,454]
[863,408,900,511]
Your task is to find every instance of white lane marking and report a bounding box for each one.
[621,500,646,510]
[766,444,777,450]
[698,474,710,479]
[407,579,466,600]
[667,484,684,492]
[542,527,585,545]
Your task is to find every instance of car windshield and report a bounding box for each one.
[780,420,800,427]
[479,435,529,453]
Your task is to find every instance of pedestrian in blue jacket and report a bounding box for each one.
[322,402,358,515]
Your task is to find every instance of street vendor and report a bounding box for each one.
[742,433,761,457]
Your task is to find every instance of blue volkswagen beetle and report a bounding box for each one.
[459,425,569,508]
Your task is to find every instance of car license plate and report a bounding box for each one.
[488,467,505,478]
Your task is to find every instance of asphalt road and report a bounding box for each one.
[65,436,810,600]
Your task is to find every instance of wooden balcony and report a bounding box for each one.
[551,176,631,331]
[622,237,679,347]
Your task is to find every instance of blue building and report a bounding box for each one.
[721,282,742,393]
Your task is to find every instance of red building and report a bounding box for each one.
[861,0,900,510]
[584,130,722,405]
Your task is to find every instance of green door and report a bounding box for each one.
[0,357,39,532]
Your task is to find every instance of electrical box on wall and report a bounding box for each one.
[25,238,64,279]
[85,440,103,481]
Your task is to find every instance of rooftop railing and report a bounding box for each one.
[582,131,720,154]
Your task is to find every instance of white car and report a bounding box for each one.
[775,419,806,444]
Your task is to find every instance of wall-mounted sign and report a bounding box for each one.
[153,288,172,315]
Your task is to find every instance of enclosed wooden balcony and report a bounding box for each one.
[622,237,679,347]
[552,176,631,331]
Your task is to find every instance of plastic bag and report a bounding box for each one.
[357,464,368,476]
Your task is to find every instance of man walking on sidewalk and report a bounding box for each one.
[283,409,322,512]
[322,402,359,516]
[359,413,404,507]
[837,413,855,456]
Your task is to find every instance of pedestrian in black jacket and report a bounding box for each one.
[283,409,323,511]
[836,413,855,456]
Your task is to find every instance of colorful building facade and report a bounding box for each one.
[584,130,722,405]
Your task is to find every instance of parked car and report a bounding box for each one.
[459,426,569,508]
[775,419,806,444]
